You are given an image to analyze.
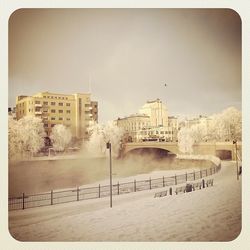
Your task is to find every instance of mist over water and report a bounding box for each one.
[9,152,214,197]
[9,123,215,197]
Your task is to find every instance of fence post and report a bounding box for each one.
[185,172,188,182]
[134,180,136,192]
[117,182,120,195]
[202,179,205,188]
[99,184,101,198]
[169,187,172,195]
[175,174,177,185]
[77,187,79,201]
[22,193,25,210]
[163,176,165,187]
[149,177,152,189]
[193,170,196,180]
[200,170,202,179]
[51,190,53,205]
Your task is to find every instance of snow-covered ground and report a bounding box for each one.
[9,161,241,242]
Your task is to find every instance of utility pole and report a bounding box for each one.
[106,141,112,207]
[233,140,239,180]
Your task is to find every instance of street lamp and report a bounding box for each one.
[106,141,112,207]
[233,140,239,180]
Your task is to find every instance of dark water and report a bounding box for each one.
[9,154,214,196]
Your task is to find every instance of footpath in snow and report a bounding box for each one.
[9,161,241,241]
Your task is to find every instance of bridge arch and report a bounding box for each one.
[124,147,176,158]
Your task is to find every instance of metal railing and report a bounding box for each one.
[8,164,221,211]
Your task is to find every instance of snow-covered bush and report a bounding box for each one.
[50,124,72,151]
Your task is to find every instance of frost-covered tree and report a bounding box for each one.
[8,116,22,160]
[18,116,46,154]
[177,127,194,154]
[186,107,242,143]
[50,124,72,151]
[190,123,208,142]
[86,121,124,157]
[9,116,46,160]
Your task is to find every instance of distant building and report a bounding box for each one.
[15,91,98,139]
[116,99,178,142]
[138,98,168,127]
[8,107,16,119]
[116,114,150,142]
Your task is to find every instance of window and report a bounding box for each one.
[59,103,63,106]
[51,117,55,120]
[66,118,71,121]
[59,117,63,121]
[59,110,63,113]
[44,124,48,128]
[51,102,55,105]
[35,101,40,104]
[66,103,70,107]
[51,109,56,113]
[66,110,71,114]
[43,101,48,105]
[51,124,55,127]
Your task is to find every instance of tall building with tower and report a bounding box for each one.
[116,98,178,142]
[15,91,98,139]
[138,98,168,127]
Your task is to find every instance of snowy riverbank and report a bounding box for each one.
[9,161,241,241]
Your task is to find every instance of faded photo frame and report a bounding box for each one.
[1,1,249,250]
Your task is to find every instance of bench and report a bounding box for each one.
[192,181,202,190]
[206,179,214,187]
[154,190,168,198]
[175,186,186,195]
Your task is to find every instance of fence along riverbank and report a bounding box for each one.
[9,163,221,211]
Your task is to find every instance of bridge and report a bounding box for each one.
[122,141,242,161]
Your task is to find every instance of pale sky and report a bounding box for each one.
[9,9,241,123]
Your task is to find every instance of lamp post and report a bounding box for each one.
[233,140,239,180]
[106,141,112,207]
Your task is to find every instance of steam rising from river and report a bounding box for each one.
[9,122,214,196]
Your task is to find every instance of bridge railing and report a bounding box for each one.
[8,164,221,211]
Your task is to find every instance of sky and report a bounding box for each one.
[9,9,241,123]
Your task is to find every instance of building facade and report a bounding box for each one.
[116,99,178,142]
[116,114,150,142]
[15,91,98,139]
[138,98,168,127]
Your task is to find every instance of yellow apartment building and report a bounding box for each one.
[16,91,98,139]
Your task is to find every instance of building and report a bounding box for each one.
[8,107,17,119]
[136,126,174,142]
[138,98,168,127]
[116,114,150,142]
[116,99,178,142]
[15,91,98,139]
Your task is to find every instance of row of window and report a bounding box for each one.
[36,101,71,107]
[42,96,69,100]
[44,123,71,128]
[139,130,173,135]
[47,117,71,121]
